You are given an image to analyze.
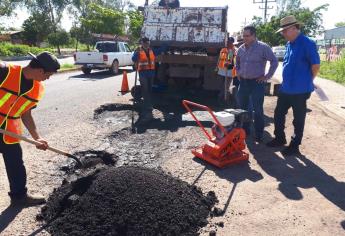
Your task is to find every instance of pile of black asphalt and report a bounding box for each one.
[38,166,218,236]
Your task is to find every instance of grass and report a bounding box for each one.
[319,58,345,85]
[59,63,79,71]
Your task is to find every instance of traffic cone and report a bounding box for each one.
[120,71,129,95]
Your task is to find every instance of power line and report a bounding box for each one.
[253,0,277,23]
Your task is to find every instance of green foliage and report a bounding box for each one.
[335,22,345,28]
[22,12,53,45]
[319,59,345,85]
[48,30,71,47]
[252,4,328,46]
[25,0,70,30]
[70,24,94,47]
[80,3,125,35]
[60,63,76,70]
[0,43,53,57]
[0,0,24,16]
[127,10,144,43]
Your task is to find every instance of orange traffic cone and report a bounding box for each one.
[120,71,129,95]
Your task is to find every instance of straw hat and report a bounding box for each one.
[276,15,301,33]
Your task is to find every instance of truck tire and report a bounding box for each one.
[81,67,92,74]
[110,60,119,75]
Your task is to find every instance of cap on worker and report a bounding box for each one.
[140,37,150,43]
[28,51,60,72]
[276,15,302,33]
[228,37,235,44]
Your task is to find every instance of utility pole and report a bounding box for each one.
[253,0,276,23]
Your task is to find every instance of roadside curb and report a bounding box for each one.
[57,67,81,74]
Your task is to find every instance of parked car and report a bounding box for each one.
[74,41,134,75]
[272,46,286,61]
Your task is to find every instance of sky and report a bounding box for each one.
[6,0,345,35]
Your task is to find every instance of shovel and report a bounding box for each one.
[0,128,83,166]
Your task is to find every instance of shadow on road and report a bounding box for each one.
[0,204,24,233]
[247,131,345,211]
[191,157,263,215]
[68,69,132,81]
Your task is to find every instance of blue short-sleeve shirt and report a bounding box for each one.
[281,33,320,94]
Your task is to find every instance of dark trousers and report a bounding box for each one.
[238,79,265,138]
[274,92,311,146]
[139,76,153,114]
[0,139,27,198]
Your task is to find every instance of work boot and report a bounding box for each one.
[11,193,46,206]
[281,145,300,156]
[266,138,287,147]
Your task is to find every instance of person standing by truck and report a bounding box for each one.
[236,25,278,142]
[132,37,157,123]
[0,52,60,205]
[216,37,237,105]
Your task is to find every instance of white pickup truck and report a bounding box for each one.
[74,41,134,75]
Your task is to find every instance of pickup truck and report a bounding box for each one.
[74,41,134,74]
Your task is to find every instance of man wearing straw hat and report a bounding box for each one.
[266,15,320,155]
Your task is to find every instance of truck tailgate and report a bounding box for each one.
[75,52,104,64]
[142,6,227,48]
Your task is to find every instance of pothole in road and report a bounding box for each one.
[94,103,138,127]
[38,166,218,236]
[60,150,118,173]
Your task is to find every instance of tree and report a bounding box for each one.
[253,4,328,46]
[22,12,53,46]
[48,30,70,54]
[127,9,144,43]
[276,0,301,13]
[70,24,94,50]
[80,3,125,35]
[335,22,345,28]
[0,0,23,16]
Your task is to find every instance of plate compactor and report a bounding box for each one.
[182,100,250,168]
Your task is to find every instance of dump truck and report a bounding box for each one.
[138,5,228,93]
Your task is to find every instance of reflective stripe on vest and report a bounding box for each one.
[0,64,44,144]
[138,48,155,71]
[217,47,235,70]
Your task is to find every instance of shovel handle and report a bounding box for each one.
[0,128,78,161]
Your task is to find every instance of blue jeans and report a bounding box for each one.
[0,139,27,198]
[238,79,265,138]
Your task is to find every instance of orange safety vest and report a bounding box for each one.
[0,64,44,144]
[138,48,155,71]
[217,47,237,77]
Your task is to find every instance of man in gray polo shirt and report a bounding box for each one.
[236,25,278,142]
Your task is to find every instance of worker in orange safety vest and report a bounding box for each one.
[216,37,237,105]
[132,37,157,123]
[0,52,60,206]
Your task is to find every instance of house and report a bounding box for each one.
[0,30,24,44]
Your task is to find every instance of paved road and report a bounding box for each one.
[33,69,136,135]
